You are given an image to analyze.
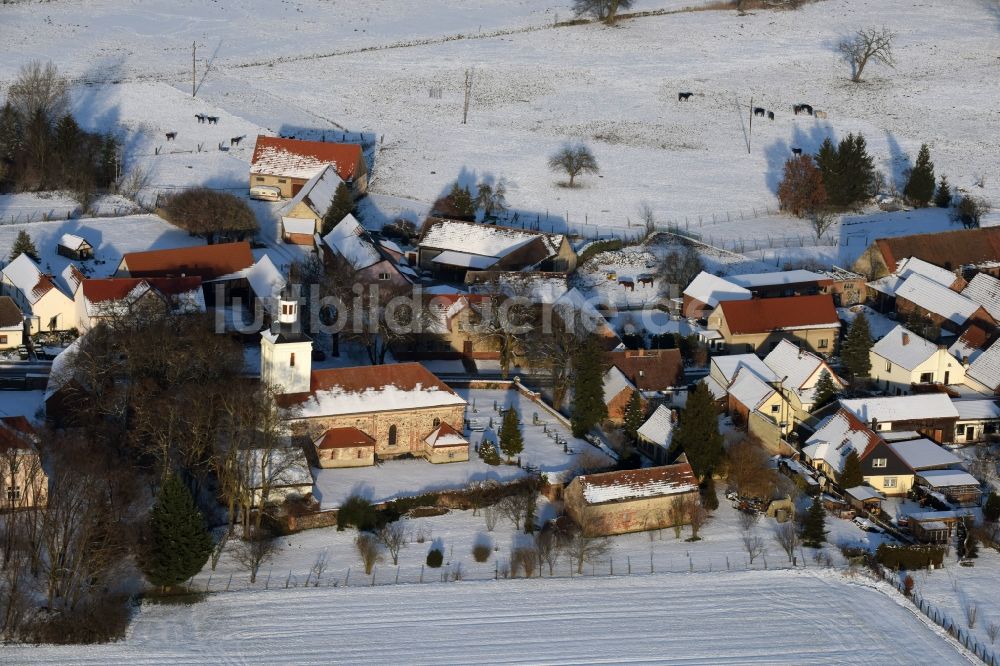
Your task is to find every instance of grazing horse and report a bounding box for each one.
[753,107,766,117]
[767,111,775,120]
[206,116,219,125]
[165,132,177,141]
[230,135,245,147]
[678,92,693,101]
[814,110,828,119]
[194,113,206,123]
[638,274,655,287]
[619,278,635,292]
[791,147,802,155]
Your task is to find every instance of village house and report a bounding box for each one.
[866,256,966,313]
[320,214,415,288]
[250,136,368,198]
[762,339,845,415]
[727,269,833,299]
[417,218,577,279]
[277,164,345,240]
[563,463,700,537]
[56,233,94,261]
[706,294,840,355]
[892,273,995,335]
[961,272,1000,322]
[602,366,642,424]
[606,348,684,398]
[0,416,48,510]
[0,254,75,333]
[725,365,792,437]
[71,276,206,331]
[952,399,1000,444]
[636,404,676,465]
[801,408,882,483]
[964,336,1000,395]
[680,271,751,319]
[869,325,965,394]
[949,323,992,367]
[703,353,779,403]
[0,296,24,350]
[396,293,513,362]
[853,227,1000,280]
[839,394,960,443]
[817,266,867,307]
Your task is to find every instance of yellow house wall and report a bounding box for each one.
[317,445,375,469]
[863,473,913,497]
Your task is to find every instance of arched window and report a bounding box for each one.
[433,417,441,428]
[388,425,397,447]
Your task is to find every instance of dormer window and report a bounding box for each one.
[872,458,887,468]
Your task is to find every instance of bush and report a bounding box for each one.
[337,495,378,532]
[777,154,827,217]
[160,187,259,243]
[953,196,991,229]
[22,594,134,644]
[984,492,1000,523]
[875,544,946,570]
[472,541,492,563]
[426,547,444,568]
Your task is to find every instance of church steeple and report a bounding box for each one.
[260,284,313,394]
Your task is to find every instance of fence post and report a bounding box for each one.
[205,574,212,592]
[345,567,351,586]
[421,565,425,583]
[226,573,232,591]
[627,556,631,575]
[371,566,376,586]
[396,566,400,584]
[610,558,613,576]
[265,566,272,589]
[650,551,654,574]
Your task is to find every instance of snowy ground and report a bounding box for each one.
[3,568,971,665]
[311,387,613,508]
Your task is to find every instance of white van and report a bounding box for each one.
[249,185,282,202]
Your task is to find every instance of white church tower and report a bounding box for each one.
[260,285,313,395]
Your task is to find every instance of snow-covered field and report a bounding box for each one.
[3,569,971,665]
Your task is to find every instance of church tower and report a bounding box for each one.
[260,285,313,395]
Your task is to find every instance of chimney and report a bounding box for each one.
[901,333,909,346]
[871,418,878,431]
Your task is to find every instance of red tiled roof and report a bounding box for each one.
[120,242,253,280]
[314,427,375,450]
[840,408,884,458]
[251,136,363,181]
[31,274,56,301]
[875,228,1000,273]
[575,463,699,504]
[425,421,468,448]
[0,416,37,451]
[607,349,684,391]
[279,362,459,407]
[717,294,839,334]
[82,276,203,303]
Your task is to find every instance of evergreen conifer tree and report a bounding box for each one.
[903,144,935,207]
[447,182,475,218]
[700,475,719,511]
[839,450,863,489]
[838,133,875,208]
[570,336,607,438]
[842,313,873,378]
[478,438,501,465]
[957,518,978,559]
[498,407,524,462]
[9,229,39,262]
[672,382,723,479]
[983,492,1000,523]
[802,495,828,547]
[934,175,952,208]
[321,182,355,235]
[814,138,843,208]
[812,370,839,410]
[622,390,644,443]
[140,475,214,591]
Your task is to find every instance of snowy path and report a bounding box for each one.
[6,570,971,664]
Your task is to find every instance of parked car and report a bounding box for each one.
[852,516,883,533]
[249,185,282,201]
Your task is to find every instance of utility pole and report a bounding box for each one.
[192,41,197,98]
[462,69,473,124]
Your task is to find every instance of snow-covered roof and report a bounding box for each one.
[840,394,959,424]
[322,214,383,271]
[282,363,466,418]
[845,485,884,502]
[576,463,698,505]
[281,217,317,235]
[637,405,675,448]
[278,164,345,218]
[712,354,779,385]
[243,255,287,312]
[61,263,84,295]
[727,366,775,411]
[466,272,569,304]
[727,270,829,288]
[431,250,498,270]
[420,218,563,261]
[917,469,981,489]
[58,233,90,251]
[895,257,960,288]
[251,137,361,181]
[887,438,961,470]
[895,273,981,326]
[602,366,636,404]
[803,409,880,475]
[961,272,1000,321]
[44,337,82,400]
[424,422,468,448]
[966,337,1000,390]
[81,277,206,318]
[953,399,1000,421]
[1,253,65,306]
[763,338,831,390]
[870,325,939,371]
[701,375,727,401]
[248,447,313,490]
[682,272,751,308]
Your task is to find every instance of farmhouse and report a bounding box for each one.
[952,399,1000,444]
[320,214,415,288]
[853,227,1000,279]
[0,254,75,333]
[706,294,840,355]
[680,271,750,319]
[762,338,845,414]
[250,136,368,198]
[892,273,994,334]
[606,348,684,396]
[277,164,345,239]
[72,276,206,331]
[602,365,642,424]
[0,296,24,350]
[417,218,576,279]
[868,325,965,394]
[563,463,700,537]
[839,394,960,443]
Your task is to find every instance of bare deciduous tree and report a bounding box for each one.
[378,522,408,565]
[773,521,799,562]
[838,27,896,83]
[233,526,276,584]
[742,528,766,564]
[483,504,500,532]
[535,530,559,575]
[656,244,704,296]
[511,546,537,578]
[497,492,536,531]
[562,531,611,574]
[548,143,599,188]
[966,602,979,629]
[686,497,709,541]
[8,60,69,121]
[355,533,382,575]
[810,208,838,240]
[669,496,687,539]
[573,0,633,25]
[987,622,999,645]
[639,201,656,237]
[726,436,780,500]
[310,549,330,587]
